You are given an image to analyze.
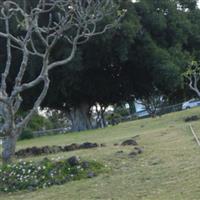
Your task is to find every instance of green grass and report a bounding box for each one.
[1,107,200,200]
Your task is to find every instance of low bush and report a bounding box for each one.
[0,157,104,192]
[184,115,199,122]
[17,113,53,140]
[106,113,121,125]
[27,114,53,131]
[18,129,34,140]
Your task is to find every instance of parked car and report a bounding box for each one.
[182,99,200,110]
[135,110,150,118]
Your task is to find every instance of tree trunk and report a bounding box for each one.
[70,103,92,132]
[100,111,106,128]
[2,133,17,165]
[128,101,136,115]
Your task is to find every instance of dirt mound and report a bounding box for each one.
[121,139,138,146]
[184,115,199,122]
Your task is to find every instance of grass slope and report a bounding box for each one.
[1,107,200,200]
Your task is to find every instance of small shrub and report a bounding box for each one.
[17,113,54,140]
[115,107,129,117]
[28,114,53,131]
[18,129,34,140]
[0,157,105,192]
[184,115,199,122]
[106,113,121,125]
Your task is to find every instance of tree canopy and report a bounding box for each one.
[2,0,200,132]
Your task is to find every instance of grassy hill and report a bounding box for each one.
[1,107,200,200]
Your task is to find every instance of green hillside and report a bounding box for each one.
[1,107,200,200]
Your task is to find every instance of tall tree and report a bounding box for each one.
[0,0,118,164]
[41,0,139,131]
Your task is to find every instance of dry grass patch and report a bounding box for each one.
[1,108,200,199]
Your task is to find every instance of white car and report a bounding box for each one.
[182,99,200,110]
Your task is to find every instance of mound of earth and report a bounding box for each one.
[184,115,199,122]
[121,139,138,146]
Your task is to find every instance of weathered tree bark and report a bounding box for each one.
[69,103,92,132]
[94,104,107,128]
[128,101,136,115]
[2,133,17,164]
[100,111,106,128]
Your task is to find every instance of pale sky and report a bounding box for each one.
[132,0,200,8]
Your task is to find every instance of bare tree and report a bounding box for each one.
[94,103,107,128]
[184,61,200,98]
[0,0,121,164]
[137,89,164,117]
[139,96,163,117]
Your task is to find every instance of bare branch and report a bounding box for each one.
[17,75,50,130]
[184,61,200,98]
[0,16,11,95]
[0,0,119,164]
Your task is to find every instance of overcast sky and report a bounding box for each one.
[132,0,200,8]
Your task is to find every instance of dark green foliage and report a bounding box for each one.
[39,0,200,128]
[114,105,130,117]
[128,101,136,115]
[18,114,53,140]
[18,129,34,140]
[27,114,53,131]
[47,110,70,129]
[2,0,200,129]
[106,113,121,125]
[42,0,141,112]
